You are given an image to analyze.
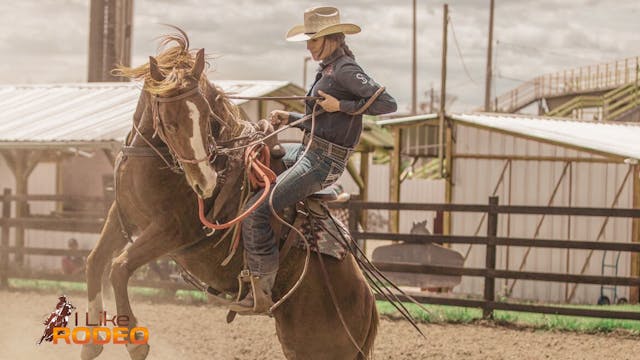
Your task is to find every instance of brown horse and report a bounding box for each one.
[82,29,378,360]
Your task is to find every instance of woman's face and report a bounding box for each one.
[306,37,336,61]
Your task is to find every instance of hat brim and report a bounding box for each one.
[286,23,361,42]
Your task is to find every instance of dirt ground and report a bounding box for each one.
[1,290,637,360]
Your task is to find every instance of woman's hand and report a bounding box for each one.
[317,90,340,112]
[269,110,289,128]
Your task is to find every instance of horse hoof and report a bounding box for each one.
[80,343,104,360]
[126,343,150,360]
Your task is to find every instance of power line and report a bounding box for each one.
[448,15,479,86]
[496,40,602,62]
[495,73,528,83]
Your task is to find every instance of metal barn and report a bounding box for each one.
[379,113,640,304]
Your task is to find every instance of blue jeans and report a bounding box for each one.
[242,143,348,275]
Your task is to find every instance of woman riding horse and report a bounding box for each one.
[230,6,397,314]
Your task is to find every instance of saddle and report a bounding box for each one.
[274,185,351,262]
[251,118,352,262]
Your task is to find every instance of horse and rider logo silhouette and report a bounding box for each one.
[37,295,148,345]
[38,295,75,345]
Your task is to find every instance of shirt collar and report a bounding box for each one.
[319,47,345,69]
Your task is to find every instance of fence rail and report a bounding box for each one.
[0,189,187,291]
[2,190,640,321]
[337,197,640,321]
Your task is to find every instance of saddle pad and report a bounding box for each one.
[290,203,350,261]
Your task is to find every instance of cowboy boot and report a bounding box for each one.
[229,272,276,315]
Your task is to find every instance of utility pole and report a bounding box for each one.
[429,85,435,113]
[438,4,448,177]
[484,0,495,111]
[411,0,417,114]
[88,0,134,82]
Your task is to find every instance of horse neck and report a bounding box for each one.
[202,81,247,142]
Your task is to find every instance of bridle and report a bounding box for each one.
[148,84,219,168]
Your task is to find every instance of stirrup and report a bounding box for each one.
[229,270,274,315]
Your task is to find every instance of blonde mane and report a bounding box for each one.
[113,27,207,96]
[113,26,244,136]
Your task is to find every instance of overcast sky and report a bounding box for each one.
[0,0,637,112]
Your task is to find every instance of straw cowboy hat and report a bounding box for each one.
[286,6,361,42]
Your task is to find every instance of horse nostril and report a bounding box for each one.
[194,184,203,197]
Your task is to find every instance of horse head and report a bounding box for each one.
[145,48,219,198]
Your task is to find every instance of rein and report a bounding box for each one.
[196,144,276,230]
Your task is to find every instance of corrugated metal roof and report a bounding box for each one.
[376,113,438,127]
[450,113,640,160]
[359,118,394,149]
[0,81,297,147]
[378,112,640,160]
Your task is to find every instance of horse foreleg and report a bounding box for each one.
[81,203,130,360]
[108,223,188,360]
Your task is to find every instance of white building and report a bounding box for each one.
[378,113,640,304]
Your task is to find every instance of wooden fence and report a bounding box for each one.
[2,189,640,321]
[340,197,640,321]
[0,188,191,291]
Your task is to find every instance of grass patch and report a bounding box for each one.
[8,278,640,334]
[7,278,208,304]
[376,300,640,334]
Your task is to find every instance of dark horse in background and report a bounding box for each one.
[82,29,378,360]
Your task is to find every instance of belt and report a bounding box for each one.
[302,133,353,160]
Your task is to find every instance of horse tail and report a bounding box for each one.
[359,294,379,360]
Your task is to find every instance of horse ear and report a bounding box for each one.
[191,48,205,78]
[149,56,165,82]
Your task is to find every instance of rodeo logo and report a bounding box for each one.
[38,295,149,345]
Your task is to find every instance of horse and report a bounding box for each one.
[82,28,378,360]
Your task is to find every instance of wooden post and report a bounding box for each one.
[0,188,10,288]
[13,152,27,265]
[631,164,640,303]
[359,151,370,237]
[484,0,495,112]
[483,196,498,319]
[444,122,453,236]
[389,127,402,233]
[438,4,448,177]
[411,0,417,115]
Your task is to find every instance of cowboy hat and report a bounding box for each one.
[286,6,361,42]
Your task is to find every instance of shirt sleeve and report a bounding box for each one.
[335,63,398,115]
[288,112,311,131]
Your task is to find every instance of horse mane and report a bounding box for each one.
[113,25,245,136]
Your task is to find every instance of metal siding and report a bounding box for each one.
[450,113,640,160]
[452,124,633,304]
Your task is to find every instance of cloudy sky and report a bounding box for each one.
[0,0,637,112]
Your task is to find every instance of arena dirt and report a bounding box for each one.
[1,290,637,359]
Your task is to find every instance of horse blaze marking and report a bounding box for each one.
[186,101,215,182]
[52,327,149,344]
